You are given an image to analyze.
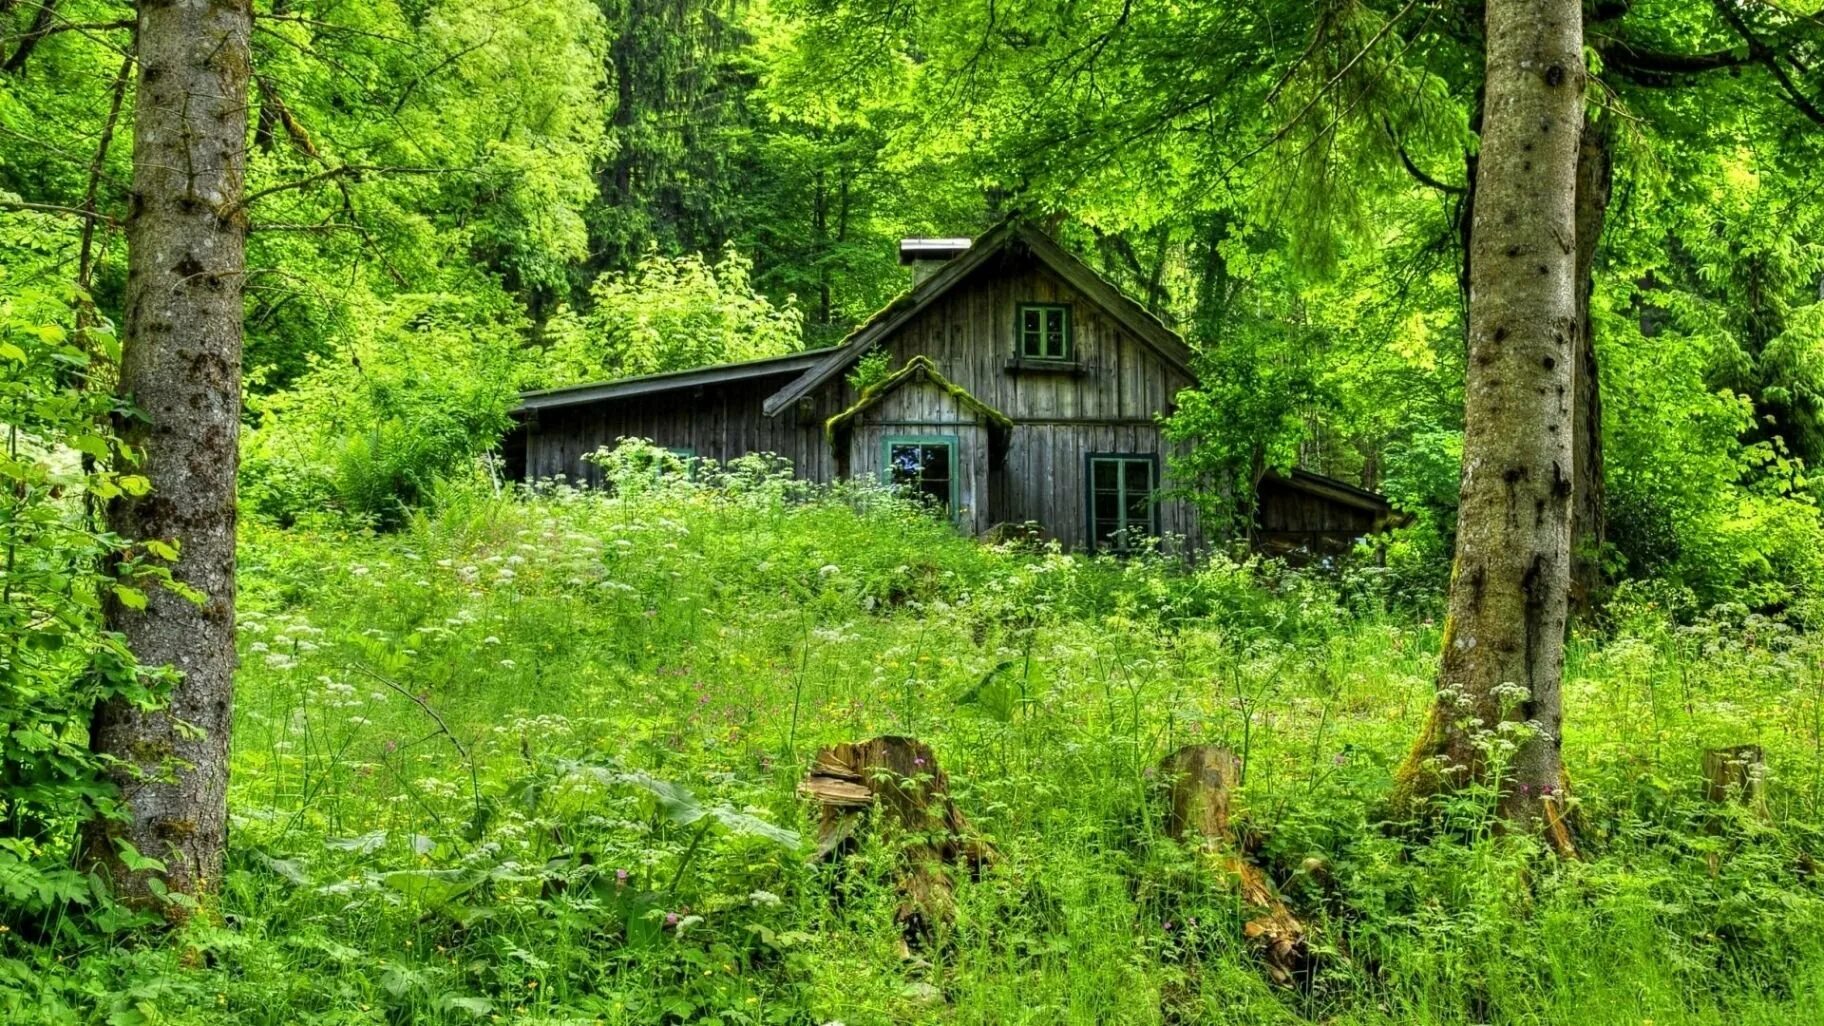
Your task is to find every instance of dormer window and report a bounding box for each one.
[1018,304,1071,361]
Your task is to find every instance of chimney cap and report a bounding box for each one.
[898,238,972,264]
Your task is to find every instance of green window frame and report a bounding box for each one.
[1085,453,1159,550]
[1017,303,1072,361]
[664,446,696,479]
[883,435,960,519]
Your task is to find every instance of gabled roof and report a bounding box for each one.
[761,220,1197,417]
[824,356,1013,444]
[516,349,826,414]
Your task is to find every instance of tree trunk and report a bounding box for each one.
[1393,0,1584,844]
[1569,113,1612,618]
[82,0,252,913]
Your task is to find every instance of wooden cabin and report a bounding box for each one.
[505,221,1399,553]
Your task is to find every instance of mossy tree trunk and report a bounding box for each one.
[82,0,252,913]
[1395,0,1584,846]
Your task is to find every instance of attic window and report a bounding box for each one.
[1018,304,1071,361]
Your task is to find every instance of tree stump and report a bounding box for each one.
[1703,745,1768,814]
[1159,744,1308,987]
[798,736,993,950]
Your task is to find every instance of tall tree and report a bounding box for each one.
[1392,0,1585,841]
[82,0,253,909]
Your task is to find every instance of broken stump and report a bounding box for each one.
[1159,744,1309,987]
[1703,745,1767,813]
[798,736,993,949]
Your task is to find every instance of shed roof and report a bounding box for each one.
[1262,468,1396,515]
[515,349,826,414]
[761,220,1196,417]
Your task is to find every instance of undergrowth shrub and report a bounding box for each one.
[10,440,1824,1024]
[0,258,180,941]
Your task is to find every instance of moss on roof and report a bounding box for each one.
[824,355,1013,444]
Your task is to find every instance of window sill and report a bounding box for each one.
[1004,357,1085,375]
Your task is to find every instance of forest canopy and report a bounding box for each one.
[7,0,1818,604]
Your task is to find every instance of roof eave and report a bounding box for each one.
[517,351,825,414]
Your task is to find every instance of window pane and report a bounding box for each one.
[889,441,953,513]
[1095,517,1120,544]
[1093,459,1118,491]
[889,444,923,483]
[919,443,950,480]
[1095,489,1119,524]
[1023,308,1041,333]
[1125,459,1152,492]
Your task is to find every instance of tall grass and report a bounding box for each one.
[11,450,1824,1024]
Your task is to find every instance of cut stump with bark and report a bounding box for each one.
[798,736,993,949]
[1703,745,1768,815]
[1159,744,1309,987]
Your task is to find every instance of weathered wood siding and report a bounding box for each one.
[1255,477,1383,555]
[518,372,842,487]
[510,245,1216,551]
[843,250,1201,550]
[846,376,995,535]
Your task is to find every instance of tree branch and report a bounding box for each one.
[1597,41,1749,88]
[1383,118,1467,194]
[77,54,134,297]
[0,198,119,225]
[1713,0,1824,127]
[232,164,470,214]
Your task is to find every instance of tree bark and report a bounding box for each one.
[1393,0,1584,843]
[798,737,993,952]
[1569,113,1612,618]
[82,0,252,913]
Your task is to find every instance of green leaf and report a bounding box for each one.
[438,995,495,1018]
[71,434,112,460]
[379,867,485,906]
[112,585,148,611]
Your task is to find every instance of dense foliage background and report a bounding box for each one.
[7,0,1818,603]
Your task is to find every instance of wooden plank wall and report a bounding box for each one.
[849,378,994,535]
[853,252,1204,551]
[520,371,842,487]
[1254,478,1381,554]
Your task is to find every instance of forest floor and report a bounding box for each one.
[17,468,1824,1024]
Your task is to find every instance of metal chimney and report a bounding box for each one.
[899,238,972,285]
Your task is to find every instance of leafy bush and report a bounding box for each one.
[0,243,173,935]
[535,247,805,388]
[241,291,521,530]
